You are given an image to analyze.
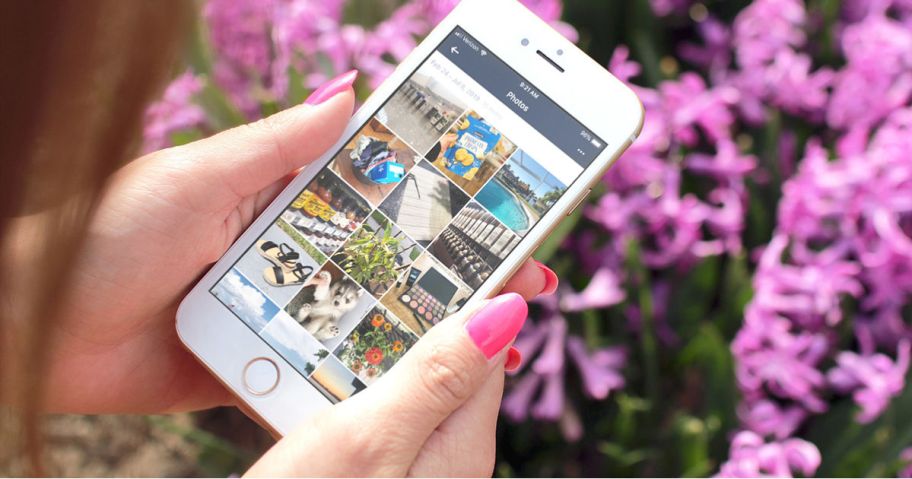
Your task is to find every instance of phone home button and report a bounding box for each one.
[242,357,280,396]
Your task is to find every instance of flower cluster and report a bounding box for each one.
[729,108,912,473]
[503,295,626,441]
[143,0,574,151]
[524,0,912,474]
[142,72,206,152]
[337,309,416,383]
[718,1,912,475]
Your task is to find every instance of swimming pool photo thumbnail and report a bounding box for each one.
[475,150,569,237]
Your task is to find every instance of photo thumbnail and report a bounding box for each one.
[212,268,280,333]
[281,170,372,256]
[260,312,331,377]
[427,111,516,196]
[331,210,423,299]
[377,68,468,155]
[333,306,419,385]
[329,118,420,207]
[378,160,469,247]
[429,202,520,290]
[380,253,472,335]
[234,223,322,306]
[308,355,366,404]
[475,150,568,237]
[283,262,375,351]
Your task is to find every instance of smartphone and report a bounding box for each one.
[177,0,643,435]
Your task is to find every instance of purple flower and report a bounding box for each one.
[142,72,206,152]
[679,17,732,76]
[827,340,911,423]
[738,400,807,440]
[717,431,821,478]
[900,447,912,478]
[827,15,912,133]
[559,266,626,312]
[566,337,625,399]
[732,0,806,70]
[502,298,627,437]
[413,0,578,41]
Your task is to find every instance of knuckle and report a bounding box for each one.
[419,342,476,407]
[247,115,282,143]
[246,115,290,166]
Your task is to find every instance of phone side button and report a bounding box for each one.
[567,189,591,216]
[243,357,280,397]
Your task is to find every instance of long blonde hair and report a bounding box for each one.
[0,1,193,473]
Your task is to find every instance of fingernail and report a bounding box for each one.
[466,293,528,359]
[505,347,522,372]
[534,260,559,295]
[305,69,358,105]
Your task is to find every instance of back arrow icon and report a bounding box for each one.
[450,46,460,55]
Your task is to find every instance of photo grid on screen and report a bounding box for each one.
[210,48,581,403]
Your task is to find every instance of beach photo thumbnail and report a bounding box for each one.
[378,160,469,247]
[308,356,366,404]
[333,305,419,385]
[428,111,516,196]
[475,150,569,237]
[260,312,330,377]
[429,202,521,290]
[380,253,472,335]
[331,210,423,299]
[281,170,372,256]
[283,261,375,351]
[329,117,420,207]
[377,67,468,155]
[212,268,280,333]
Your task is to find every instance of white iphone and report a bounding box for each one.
[177,0,643,435]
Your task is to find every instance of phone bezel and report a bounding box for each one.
[177,0,644,436]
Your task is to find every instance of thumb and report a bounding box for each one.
[161,70,357,207]
[359,293,527,444]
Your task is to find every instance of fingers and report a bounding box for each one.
[408,363,505,477]
[500,258,558,300]
[157,82,355,210]
[359,294,527,450]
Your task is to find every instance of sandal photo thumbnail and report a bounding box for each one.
[263,263,314,287]
[256,240,300,270]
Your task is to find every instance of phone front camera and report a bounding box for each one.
[557,49,564,56]
[521,38,530,46]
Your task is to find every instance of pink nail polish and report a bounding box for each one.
[305,70,358,105]
[505,347,522,372]
[534,260,559,295]
[466,293,528,359]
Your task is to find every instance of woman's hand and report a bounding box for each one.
[38,71,556,414]
[246,293,529,477]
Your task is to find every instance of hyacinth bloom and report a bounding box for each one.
[717,431,820,478]
[142,72,206,152]
[502,296,626,441]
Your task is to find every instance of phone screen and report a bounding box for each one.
[210,27,607,403]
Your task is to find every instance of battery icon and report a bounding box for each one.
[591,139,602,148]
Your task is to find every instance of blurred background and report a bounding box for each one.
[6,0,912,476]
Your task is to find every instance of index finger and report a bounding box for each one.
[499,258,558,300]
